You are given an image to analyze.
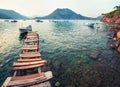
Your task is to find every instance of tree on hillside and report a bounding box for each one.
[114,5,120,10]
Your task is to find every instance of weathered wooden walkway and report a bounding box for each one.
[2,32,53,87]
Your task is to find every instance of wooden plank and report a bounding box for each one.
[26,36,38,39]
[17,58,42,62]
[24,38,38,42]
[13,60,47,66]
[20,52,41,58]
[26,35,38,38]
[29,81,51,87]
[21,48,38,50]
[8,76,46,87]
[11,73,44,81]
[2,77,12,87]
[13,63,45,70]
[44,71,53,80]
[27,32,38,36]
[7,71,53,87]
[21,45,38,50]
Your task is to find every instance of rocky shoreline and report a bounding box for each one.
[101,16,120,53]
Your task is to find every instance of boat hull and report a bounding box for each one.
[19,28,32,34]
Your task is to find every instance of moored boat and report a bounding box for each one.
[87,23,94,28]
[36,19,43,22]
[4,19,9,22]
[11,20,18,22]
[19,25,32,34]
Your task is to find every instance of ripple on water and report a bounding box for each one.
[0,20,120,87]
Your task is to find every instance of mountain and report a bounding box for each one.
[94,15,103,20]
[34,8,94,20]
[0,9,28,19]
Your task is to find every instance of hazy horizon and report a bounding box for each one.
[0,0,119,17]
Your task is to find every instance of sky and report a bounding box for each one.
[0,0,119,17]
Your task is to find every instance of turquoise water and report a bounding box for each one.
[0,20,120,87]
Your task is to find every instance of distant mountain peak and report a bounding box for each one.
[35,8,93,20]
[54,8,77,15]
[55,8,70,11]
[0,8,28,19]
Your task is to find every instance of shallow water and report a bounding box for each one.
[0,20,120,87]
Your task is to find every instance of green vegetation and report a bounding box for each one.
[114,5,120,10]
[104,9,120,18]
[103,4,120,18]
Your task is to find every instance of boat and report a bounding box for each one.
[11,20,18,22]
[36,19,43,22]
[19,25,32,34]
[52,20,58,23]
[4,19,9,22]
[87,23,94,28]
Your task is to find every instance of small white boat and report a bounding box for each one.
[87,23,94,28]
[19,25,32,34]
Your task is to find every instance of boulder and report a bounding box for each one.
[113,37,117,41]
[117,46,120,53]
[90,52,99,59]
[115,18,120,24]
[110,44,115,49]
[117,31,120,38]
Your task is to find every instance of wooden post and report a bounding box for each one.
[13,71,17,77]
[38,67,41,73]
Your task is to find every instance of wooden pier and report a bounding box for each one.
[2,32,53,87]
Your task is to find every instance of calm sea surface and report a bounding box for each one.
[0,20,120,87]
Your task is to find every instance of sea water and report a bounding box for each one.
[0,20,120,87]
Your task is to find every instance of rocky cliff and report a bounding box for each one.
[101,9,120,53]
[101,9,120,24]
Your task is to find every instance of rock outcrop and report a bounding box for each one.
[101,16,120,24]
[101,9,120,53]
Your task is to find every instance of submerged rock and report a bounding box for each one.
[55,81,60,87]
[117,46,120,53]
[115,18,120,24]
[113,37,117,41]
[110,44,116,49]
[90,51,99,59]
[117,31,120,38]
